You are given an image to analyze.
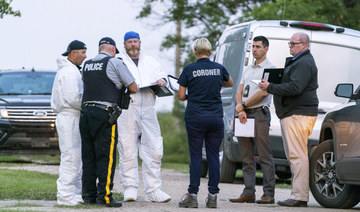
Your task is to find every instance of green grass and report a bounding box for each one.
[0,169,57,200]
[0,155,60,165]
[0,168,123,202]
[235,169,264,178]
[162,162,189,173]
[0,155,24,162]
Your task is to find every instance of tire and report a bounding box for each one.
[201,160,208,178]
[309,140,360,209]
[219,154,237,183]
[275,171,291,180]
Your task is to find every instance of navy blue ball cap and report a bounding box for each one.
[99,37,119,54]
[62,40,87,56]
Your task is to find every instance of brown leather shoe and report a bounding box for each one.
[256,194,274,204]
[278,198,307,207]
[229,194,255,203]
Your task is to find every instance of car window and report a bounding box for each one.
[215,26,248,83]
[0,72,56,95]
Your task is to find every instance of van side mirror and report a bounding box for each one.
[334,83,353,98]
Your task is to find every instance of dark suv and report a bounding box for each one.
[309,83,360,209]
[0,69,58,155]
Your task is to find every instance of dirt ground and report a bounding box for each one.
[0,164,359,212]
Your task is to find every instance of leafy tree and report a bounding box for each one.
[137,0,257,71]
[241,0,360,30]
[0,0,21,19]
[137,0,249,116]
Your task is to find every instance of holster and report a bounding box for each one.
[108,104,122,125]
[119,86,131,109]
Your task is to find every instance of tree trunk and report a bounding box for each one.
[175,19,181,78]
[172,19,184,117]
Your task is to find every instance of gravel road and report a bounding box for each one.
[0,164,359,212]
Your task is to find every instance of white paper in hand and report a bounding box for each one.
[251,80,261,85]
[234,118,255,137]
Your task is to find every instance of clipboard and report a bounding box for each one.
[148,84,173,97]
[140,82,173,97]
[262,68,284,84]
[167,75,188,95]
[167,75,180,92]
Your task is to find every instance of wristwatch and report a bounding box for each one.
[242,101,246,110]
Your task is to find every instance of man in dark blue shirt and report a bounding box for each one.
[178,38,233,208]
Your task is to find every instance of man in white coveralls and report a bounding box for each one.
[51,40,87,206]
[117,31,171,203]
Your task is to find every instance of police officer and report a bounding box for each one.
[79,37,137,207]
[178,38,233,208]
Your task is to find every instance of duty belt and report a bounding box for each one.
[245,106,265,114]
[82,102,112,112]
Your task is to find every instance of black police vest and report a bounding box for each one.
[82,56,120,104]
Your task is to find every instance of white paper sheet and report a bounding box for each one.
[234,118,255,137]
[251,80,261,85]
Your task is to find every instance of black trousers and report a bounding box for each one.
[79,106,118,204]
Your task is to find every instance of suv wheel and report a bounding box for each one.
[309,140,360,208]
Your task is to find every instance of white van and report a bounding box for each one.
[213,20,360,182]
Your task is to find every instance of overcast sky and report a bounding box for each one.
[0,0,175,111]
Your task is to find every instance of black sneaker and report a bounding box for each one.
[178,193,198,208]
[97,200,123,208]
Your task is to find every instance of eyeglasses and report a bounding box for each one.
[288,42,302,47]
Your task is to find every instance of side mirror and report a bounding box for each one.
[334,83,353,98]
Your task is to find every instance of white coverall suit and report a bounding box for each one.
[117,51,171,202]
[51,57,83,206]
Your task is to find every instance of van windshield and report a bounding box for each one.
[215,25,248,82]
[0,71,56,95]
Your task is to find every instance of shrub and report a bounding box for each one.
[158,112,189,164]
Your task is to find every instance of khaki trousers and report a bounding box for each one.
[280,115,317,202]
